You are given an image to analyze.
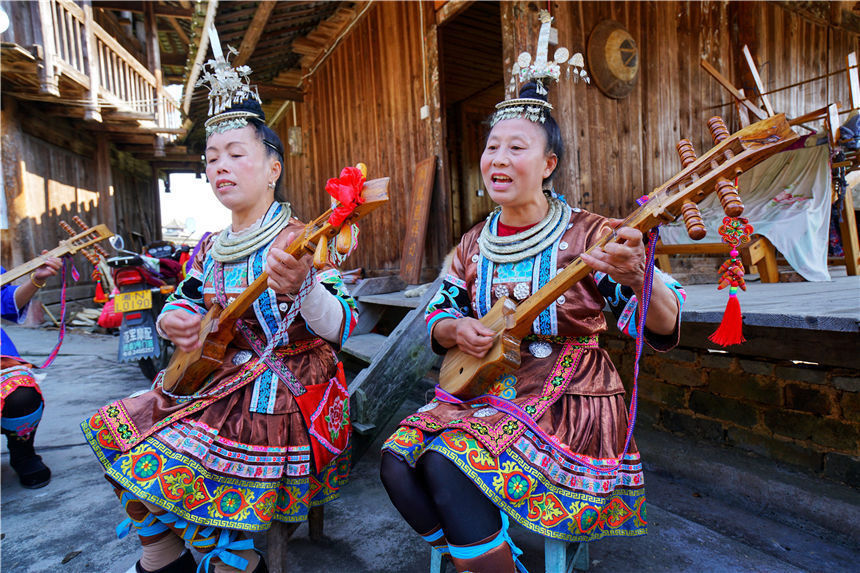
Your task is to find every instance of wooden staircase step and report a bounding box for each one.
[358,292,424,309]
[342,333,388,363]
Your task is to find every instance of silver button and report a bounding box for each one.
[279,302,289,312]
[556,295,565,305]
[513,282,530,300]
[559,241,568,250]
[232,350,253,365]
[471,254,480,263]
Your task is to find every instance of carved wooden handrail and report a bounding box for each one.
[35,0,183,135]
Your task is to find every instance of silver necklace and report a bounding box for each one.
[477,194,568,263]
[211,202,292,262]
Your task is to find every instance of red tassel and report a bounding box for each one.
[93,279,108,304]
[708,289,745,346]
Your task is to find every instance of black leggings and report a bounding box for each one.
[380,450,501,545]
[2,386,43,420]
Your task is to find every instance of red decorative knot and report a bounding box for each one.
[325,166,366,227]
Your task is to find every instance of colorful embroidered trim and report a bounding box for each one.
[383,427,646,542]
[0,365,40,405]
[401,339,588,456]
[82,414,351,532]
[212,260,307,399]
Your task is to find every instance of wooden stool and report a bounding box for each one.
[429,538,590,572]
[655,235,779,283]
[267,505,324,573]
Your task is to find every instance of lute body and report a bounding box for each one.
[439,114,798,398]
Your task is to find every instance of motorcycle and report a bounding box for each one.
[107,236,179,381]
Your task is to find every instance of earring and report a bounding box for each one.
[267,181,276,190]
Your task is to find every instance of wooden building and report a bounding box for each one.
[0,0,211,286]
[170,1,859,281]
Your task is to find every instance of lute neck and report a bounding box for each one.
[507,212,646,339]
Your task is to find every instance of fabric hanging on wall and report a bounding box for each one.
[660,144,832,282]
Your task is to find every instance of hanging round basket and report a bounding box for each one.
[587,20,640,99]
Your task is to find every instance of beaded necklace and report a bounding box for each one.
[477,193,567,263]
[211,202,291,262]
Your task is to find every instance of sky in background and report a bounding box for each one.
[159,173,232,241]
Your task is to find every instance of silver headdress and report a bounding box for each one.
[492,10,590,127]
[198,25,263,137]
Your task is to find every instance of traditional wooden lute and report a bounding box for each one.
[439,114,798,398]
[0,223,113,287]
[161,176,390,395]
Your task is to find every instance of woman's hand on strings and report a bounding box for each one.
[580,219,646,290]
[160,310,202,352]
[33,251,62,280]
[433,317,496,358]
[266,231,313,297]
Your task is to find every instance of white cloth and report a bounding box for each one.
[660,144,832,281]
[299,281,344,343]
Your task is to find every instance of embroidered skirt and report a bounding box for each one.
[381,336,646,542]
[81,341,350,532]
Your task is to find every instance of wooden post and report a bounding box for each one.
[150,166,162,242]
[36,0,60,96]
[839,181,860,276]
[81,0,102,122]
[827,103,841,148]
[847,52,860,111]
[144,1,165,157]
[735,88,751,128]
[95,137,116,232]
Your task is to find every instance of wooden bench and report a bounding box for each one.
[430,538,590,572]
[655,235,779,283]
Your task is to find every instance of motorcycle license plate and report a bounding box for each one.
[115,290,152,312]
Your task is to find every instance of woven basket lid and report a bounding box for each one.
[587,20,640,99]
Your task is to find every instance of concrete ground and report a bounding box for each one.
[1,324,859,573]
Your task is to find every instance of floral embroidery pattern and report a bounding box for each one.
[383,428,645,542]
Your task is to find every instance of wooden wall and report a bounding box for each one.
[270,1,857,277]
[504,1,859,219]
[273,1,443,277]
[1,96,157,287]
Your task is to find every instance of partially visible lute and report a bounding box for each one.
[439,113,798,398]
[161,177,390,395]
[0,224,113,287]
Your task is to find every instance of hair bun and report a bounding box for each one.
[518,81,549,102]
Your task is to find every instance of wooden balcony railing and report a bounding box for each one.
[36,0,182,139]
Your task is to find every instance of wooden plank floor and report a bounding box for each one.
[679,268,859,332]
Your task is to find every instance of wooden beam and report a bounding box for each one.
[165,16,190,47]
[85,124,187,135]
[257,84,304,102]
[742,44,775,117]
[92,1,193,19]
[788,103,840,127]
[700,58,767,121]
[232,1,277,67]
[435,0,473,26]
[183,0,218,115]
